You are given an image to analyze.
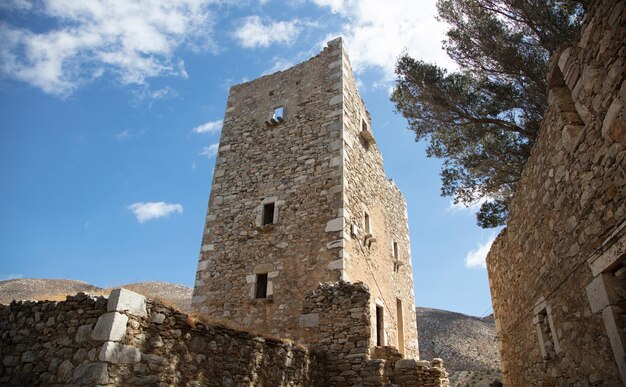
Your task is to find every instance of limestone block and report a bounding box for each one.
[192,295,207,304]
[329,94,343,105]
[92,312,128,341]
[325,218,343,232]
[99,341,141,364]
[108,288,147,317]
[202,244,215,252]
[197,260,209,271]
[299,313,319,327]
[602,98,622,141]
[327,259,345,270]
[586,275,611,313]
[71,362,109,385]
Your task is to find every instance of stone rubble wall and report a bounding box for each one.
[298,281,448,386]
[487,0,625,385]
[1,289,322,386]
[1,285,448,386]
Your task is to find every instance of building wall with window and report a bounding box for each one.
[486,1,625,385]
[191,37,419,359]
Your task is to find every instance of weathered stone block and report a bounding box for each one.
[108,288,147,317]
[92,312,128,341]
[99,341,141,364]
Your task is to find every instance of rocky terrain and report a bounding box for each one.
[1,278,501,386]
[0,278,193,312]
[417,307,502,386]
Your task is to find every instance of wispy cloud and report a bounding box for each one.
[1,273,24,281]
[234,16,301,48]
[447,197,490,213]
[192,119,223,134]
[312,0,455,82]
[200,143,219,158]
[465,234,496,269]
[127,202,183,223]
[115,129,144,141]
[0,1,218,96]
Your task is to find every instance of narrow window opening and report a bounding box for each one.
[376,305,384,346]
[397,299,405,353]
[273,106,284,121]
[364,212,371,235]
[362,118,368,132]
[255,273,268,299]
[393,241,399,259]
[263,203,275,225]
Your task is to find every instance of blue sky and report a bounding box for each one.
[0,0,499,317]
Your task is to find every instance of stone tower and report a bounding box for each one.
[192,37,419,358]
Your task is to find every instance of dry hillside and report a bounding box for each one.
[416,307,502,386]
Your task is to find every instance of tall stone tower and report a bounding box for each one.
[192,37,419,358]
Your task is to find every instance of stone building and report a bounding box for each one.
[191,37,419,359]
[487,1,625,385]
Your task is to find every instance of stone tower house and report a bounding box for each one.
[192,37,419,359]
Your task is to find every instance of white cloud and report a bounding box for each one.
[192,119,223,134]
[312,0,455,81]
[200,143,219,158]
[234,16,301,48]
[0,0,217,96]
[465,234,496,269]
[127,201,183,223]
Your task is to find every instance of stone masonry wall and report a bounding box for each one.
[487,1,625,385]
[339,41,419,358]
[1,286,447,386]
[1,289,321,386]
[298,281,448,387]
[191,38,346,339]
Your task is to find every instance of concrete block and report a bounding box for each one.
[99,341,141,364]
[108,288,147,317]
[92,312,128,341]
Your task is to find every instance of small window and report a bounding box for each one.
[362,118,368,132]
[255,273,268,299]
[263,203,275,225]
[364,212,371,235]
[393,241,399,259]
[273,106,284,121]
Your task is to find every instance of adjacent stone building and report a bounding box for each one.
[487,1,625,385]
[191,37,419,359]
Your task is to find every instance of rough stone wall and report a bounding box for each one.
[340,41,419,359]
[486,1,625,385]
[0,294,109,385]
[0,290,321,386]
[191,36,418,359]
[1,287,446,386]
[191,38,345,338]
[298,281,447,387]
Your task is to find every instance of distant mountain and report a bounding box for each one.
[416,307,502,386]
[0,278,192,312]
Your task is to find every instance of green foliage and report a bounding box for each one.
[391,0,585,228]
